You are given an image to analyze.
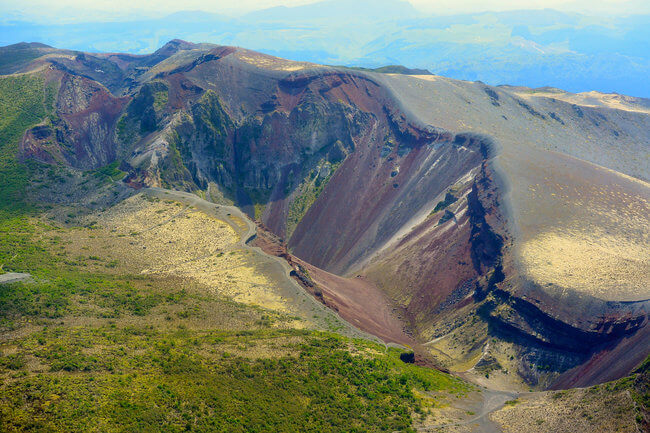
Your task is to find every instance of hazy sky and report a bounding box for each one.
[2,0,649,22]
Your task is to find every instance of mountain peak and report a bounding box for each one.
[154,39,197,56]
[2,42,52,50]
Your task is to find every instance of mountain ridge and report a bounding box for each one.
[2,40,647,394]
[2,4,649,96]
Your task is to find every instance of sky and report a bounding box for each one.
[2,0,649,23]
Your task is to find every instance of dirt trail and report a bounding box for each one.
[419,388,518,433]
[449,389,517,433]
[143,188,378,341]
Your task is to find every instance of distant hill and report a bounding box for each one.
[0,3,648,96]
[346,65,432,75]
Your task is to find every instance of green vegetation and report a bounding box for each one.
[430,192,458,215]
[628,355,649,425]
[160,137,196,191]
[287,161,340,237]
[0,322,467,432]
[535,364,650,430]
[116,114,137,145]
[118,80,170,142]
[91,160,126,184]
[0,73,53,214]
[191,90,231,158]
[0,195,469,432]
[244,187,271,221]
[0,47,44,74]
[0,218,166,330]
[153,89,169,112]
[437,210,455,225]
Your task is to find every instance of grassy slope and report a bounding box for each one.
[0,73,54,280]
[0,48,45,75]
[0,213,469,432]
[0,73,55,215]
[287,160,340,238]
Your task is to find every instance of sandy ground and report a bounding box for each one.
[519,227,649,301]
[76,188,375,340]
[511,89,650,115]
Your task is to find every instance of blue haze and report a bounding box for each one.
[1,0,648,96]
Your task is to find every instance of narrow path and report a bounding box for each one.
[420,388,518,432]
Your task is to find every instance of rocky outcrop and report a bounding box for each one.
[467,180,503,275]
[21,71,129,169]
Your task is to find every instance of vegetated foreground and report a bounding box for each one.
[0,192,470,431]
[1,185,645,433]
[0,41,648,432]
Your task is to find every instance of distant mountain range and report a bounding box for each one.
[1,1,649,96]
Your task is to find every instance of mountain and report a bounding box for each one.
[1,4,649,96]
[244,0,419,22]
[0,40,648,431]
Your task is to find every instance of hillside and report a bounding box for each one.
[0,40,648,431]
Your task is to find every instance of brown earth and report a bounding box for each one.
[551,323,650,390]
[21,69,130,169]
[295,257,412,346]
[252,224,412,347]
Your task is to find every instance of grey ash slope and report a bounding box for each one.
[372,72,649,300]
[4,40,649,391]
[370,72,649,388]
